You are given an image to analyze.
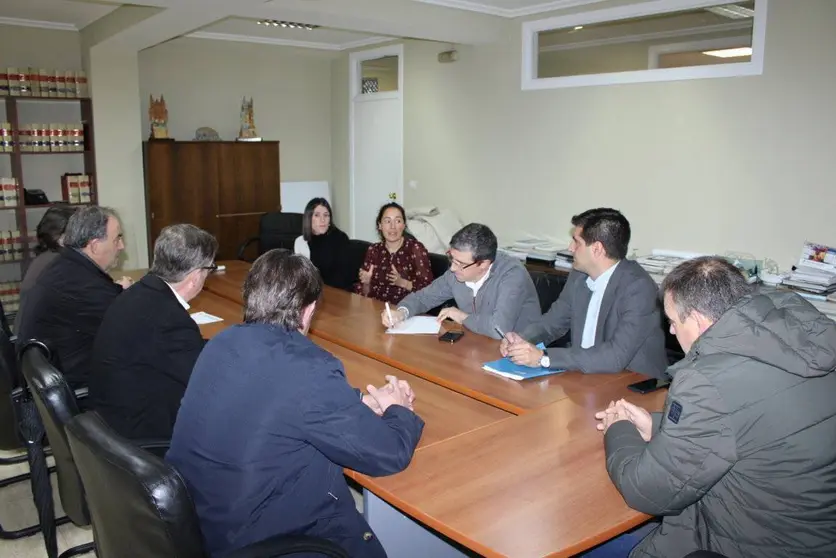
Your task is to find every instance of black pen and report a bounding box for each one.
[494,326,508,340]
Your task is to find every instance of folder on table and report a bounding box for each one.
[482,343,565,381]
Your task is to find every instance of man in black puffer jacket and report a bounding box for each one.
[597,256,836,558]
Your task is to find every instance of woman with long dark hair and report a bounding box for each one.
[294,198,355,290]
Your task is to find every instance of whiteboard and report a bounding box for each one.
[280,181,331,213]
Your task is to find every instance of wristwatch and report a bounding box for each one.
[539,351,550,368]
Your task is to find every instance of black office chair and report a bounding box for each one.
[237,212,304,262]
[66,411,350,558]
[0,319,49,540]
[528,270,571,348]
[428,251,449,280]
[347,239,371,276]
[20,340,95,558]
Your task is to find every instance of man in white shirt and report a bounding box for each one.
[501,208,667,377]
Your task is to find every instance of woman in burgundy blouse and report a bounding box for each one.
[353,203,433,305]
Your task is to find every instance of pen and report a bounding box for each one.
[385,302,394,325]
[494,325,507,340]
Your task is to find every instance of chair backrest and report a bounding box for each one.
[20,340,89,525]
[528,270,568,314]
[259,212,303,254]
[0,324,22,451]
[428,252,450,280]
[66,412,206,558]
[347,239,371,277]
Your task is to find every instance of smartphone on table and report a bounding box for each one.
[438,331,464,344]
[627,377,671,394]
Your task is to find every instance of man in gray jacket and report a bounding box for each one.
[382,223,540,339]
[502,208,667,377]
[597,256,836,558]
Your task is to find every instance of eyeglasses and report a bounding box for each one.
[447,253,479,270]
[201,263,218,272]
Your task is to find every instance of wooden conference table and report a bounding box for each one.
[132,261,667,557]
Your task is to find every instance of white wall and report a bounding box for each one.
[138,38,336,183]
[358,0,836,268]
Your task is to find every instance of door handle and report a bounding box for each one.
[216,212,267,218]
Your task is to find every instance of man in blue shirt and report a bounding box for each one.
[166,249,424,557]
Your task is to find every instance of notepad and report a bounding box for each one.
[190,311,224,325]
[386,316,441,335]
[482,343,565,381]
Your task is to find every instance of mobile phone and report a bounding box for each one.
[627,378,671,394]
[438,331,464,344]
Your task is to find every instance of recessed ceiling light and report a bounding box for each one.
[702,47,753,58]
[256,19,319,31]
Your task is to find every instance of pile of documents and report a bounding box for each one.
[783,242,836,296]
[498,238,564,263]
[634,249,704,276]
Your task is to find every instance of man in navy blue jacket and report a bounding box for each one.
[166,249,424,558]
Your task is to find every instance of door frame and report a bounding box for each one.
[348,43,404,239]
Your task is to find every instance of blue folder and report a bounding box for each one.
[482,343,565,381]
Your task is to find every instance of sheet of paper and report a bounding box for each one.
[386,316,441,335]
[191,311,224,325]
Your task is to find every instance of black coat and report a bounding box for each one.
[89,274,205,440]
[17,248,123,388]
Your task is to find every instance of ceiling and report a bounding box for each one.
[0,0,120,30]
[0,0,630,51]
[193,17,391,51]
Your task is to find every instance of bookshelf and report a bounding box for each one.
[0,95,98,323]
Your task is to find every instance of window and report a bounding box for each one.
[522,0,768,90]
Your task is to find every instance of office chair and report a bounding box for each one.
[66,411,350,558]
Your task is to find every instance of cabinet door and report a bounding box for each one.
[145,142,220,251]
[216,142,280,260]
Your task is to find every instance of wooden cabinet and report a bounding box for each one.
[144,141,280,260]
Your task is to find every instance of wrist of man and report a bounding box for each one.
[397,306,409,319]
[539,350,550,368]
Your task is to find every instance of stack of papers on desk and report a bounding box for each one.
[482,343,565,381]
[386,316,441,335]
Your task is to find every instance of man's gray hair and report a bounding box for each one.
[661,256,753,322]
[62,205,119,250]
[149,224,218,283]
[449,223,498,262]
[243,249,322,329]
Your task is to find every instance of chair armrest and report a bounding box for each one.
[222,534,350,558]
[137,439,171,459]
[237,237,260,262]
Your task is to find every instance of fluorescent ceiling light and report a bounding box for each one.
[705,5,755,19]
[702,47,753,58]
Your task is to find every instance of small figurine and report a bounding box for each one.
[237,97,262,141]
[149,95,170,140]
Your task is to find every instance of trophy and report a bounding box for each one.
[148,95,171,140]
[237,97,262,142]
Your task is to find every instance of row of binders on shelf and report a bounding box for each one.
[7,123,86,153]
[0,68,89,98]
[0,281,22,316]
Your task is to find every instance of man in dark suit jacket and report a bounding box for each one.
[89,224,218,440]
[17,206,132,389]
[502,208,668,378]
[167,250,424,558]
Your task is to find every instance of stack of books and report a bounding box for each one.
[553,249,573,270]
[783,242,836,297]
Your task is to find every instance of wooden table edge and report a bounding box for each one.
[311,327,528,416]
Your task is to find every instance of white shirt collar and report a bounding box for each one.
[165,281,191,310]
[465,264,492,296]
[585,261,620,292]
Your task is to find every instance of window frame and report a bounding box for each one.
[521,0,768,90]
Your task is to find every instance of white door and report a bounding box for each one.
[350,45,404,242]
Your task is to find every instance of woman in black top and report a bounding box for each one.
[301,198,356,290]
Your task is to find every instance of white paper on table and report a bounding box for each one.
[191,311,224,325]
[386,316,441,335]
